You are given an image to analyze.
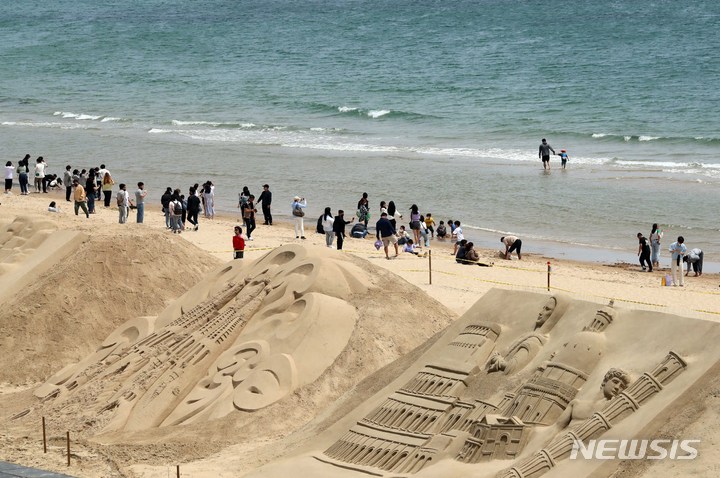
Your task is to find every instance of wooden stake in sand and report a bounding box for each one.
[177,464,180,477]
[428,249,432,285]
[42,416,47,453]
[66,431,70,467]
[547,261,551,291]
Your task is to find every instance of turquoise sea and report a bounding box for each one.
[1,0,719,268]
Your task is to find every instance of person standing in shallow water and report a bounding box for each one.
[539,138,555,170]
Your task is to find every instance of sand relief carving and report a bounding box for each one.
[321,298,639,475]
[34,245,364,431]
[498,351,687,478]
[322,322,503,473]
[486,296,565,375]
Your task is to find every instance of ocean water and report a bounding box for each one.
[1,0,719,268]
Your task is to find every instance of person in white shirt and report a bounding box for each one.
[116,183,132,224]
[321,207,335,247]
[34,157,47,193]
[502,235,522,260]
[291,196,307,239]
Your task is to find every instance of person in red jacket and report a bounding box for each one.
[233,226,245,259]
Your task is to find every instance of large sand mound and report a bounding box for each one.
[0,215,220,384]
[248,289,720,478]
[2,244,455,475]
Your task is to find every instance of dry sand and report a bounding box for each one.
[0,190,718,478]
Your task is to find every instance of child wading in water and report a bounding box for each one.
[558,149,569,169]
[233,226,245,259]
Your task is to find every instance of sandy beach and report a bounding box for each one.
[1,189,719,478]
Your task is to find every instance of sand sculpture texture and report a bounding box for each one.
[0,215,219,383]
[10,243,455,461]
[247,289,720,478]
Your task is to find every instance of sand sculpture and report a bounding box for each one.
[33,244,371,431]
[0,216,85,304]
[246,289,720,478]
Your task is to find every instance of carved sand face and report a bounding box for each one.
[535,297,557,330]
[602,376,627,400]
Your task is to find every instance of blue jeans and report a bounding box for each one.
[651,240,660,264]
[19,173,28,194]
[165,209,170,228]
[136,202,144,223]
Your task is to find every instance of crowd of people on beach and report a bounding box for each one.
[3,153,708,283]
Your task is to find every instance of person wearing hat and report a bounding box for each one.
[558,149,569,169]
[291,195,307,239]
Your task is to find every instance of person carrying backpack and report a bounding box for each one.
[169,190,183,234]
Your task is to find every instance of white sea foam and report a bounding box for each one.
[171,120,222,126]
[53,111,103,120]
[240,123,256,128]
[367,109,390,118]
[638,135,660,142]
[591,133,608,138]
[338,106,357,113]
[2,120,89,130]
[100,117,123,122]
[624,136,632,142]
[148,128,172,134]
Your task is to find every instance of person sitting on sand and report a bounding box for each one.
[48,201,60,213]
[397,225,410,245]
[455,239,468,264]
[403,239,420,255]
[464,242,479,264]
[436,221,447,239]
[350,221,367,239]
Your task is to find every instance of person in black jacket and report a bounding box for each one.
[186,187,201,231]
[332,209,355,250]
[161,187,173,228]
[257,184,273,225]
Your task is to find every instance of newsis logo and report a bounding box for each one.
[570,439,699,460]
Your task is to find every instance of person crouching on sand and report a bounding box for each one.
[233,226,245,259]
[501,235,522,260]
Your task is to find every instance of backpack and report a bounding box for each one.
[173,200,182,215]
[293,205,305,217]
[116,192,124,206]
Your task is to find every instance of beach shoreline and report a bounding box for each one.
[1,189,717,321]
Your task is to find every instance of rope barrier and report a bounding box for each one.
[199,242,718,317]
